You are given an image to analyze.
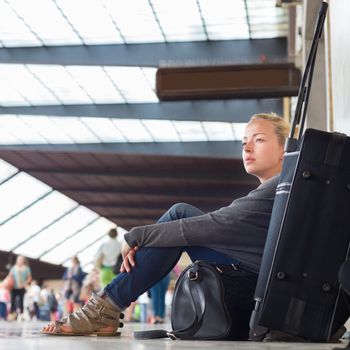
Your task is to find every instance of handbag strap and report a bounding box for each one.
[170,279,206,339]
[134,274,207,340]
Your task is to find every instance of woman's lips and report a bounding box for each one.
[244,157,255,164]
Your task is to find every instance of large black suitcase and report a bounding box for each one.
[249,1,350,342]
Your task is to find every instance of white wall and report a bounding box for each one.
[303,0,328,131]
[326,0,350,134]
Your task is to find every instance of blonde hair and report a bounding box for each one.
[249,113,290,146]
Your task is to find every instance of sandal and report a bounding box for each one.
[41,293,123,336]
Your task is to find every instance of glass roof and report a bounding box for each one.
[0,115,247,144]
[0,0,287,47]
[0,160,117,266]
[0,0,288,273]
[0,65,157,106]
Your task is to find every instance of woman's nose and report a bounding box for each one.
[244,142,253,153]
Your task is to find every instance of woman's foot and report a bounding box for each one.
[150,316,164,324]
[42,322,116,335]
[7,312,17,321]
[41,293,123,336]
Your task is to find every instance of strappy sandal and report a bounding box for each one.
[41,293,123,336]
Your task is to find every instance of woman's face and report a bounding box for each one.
[242,119,284,183]
[16,256,25,266]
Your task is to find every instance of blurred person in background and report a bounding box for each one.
[79,267,101,303]
[47,289,58,321]
[63,256,85,313]
[0,280,10,320]
[27,280,41,320]
[94,227,122,289]
[8,255,32,321]
[150,274,170,324]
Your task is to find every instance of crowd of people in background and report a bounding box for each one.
[0,227,178,324]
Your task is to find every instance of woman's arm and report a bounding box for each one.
[26,267,32,285]
[124,176,278,251]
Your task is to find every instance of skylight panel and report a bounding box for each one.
[200,0,249,40]
[247,0,276,5]
[249,16,288,25]
[251,30,287,39]
[1,191,77,251]
[66,66,124,103]
[0,159,18,183]
[8,0,81,45]
[0,115,47,144]
[0,172,51,224]
[112,119,154,142]
[0,65,58,105]
[200,0,247,21]
[102,0,164,43]
[142,119,180,142]
[16,206,99,259]
[0,80,30,106]
[56,0,124,44]
[0,117,249,145]
[105,67,158,103]
[40,217,113,264]
[232,122,247,140]
[0,1,41,47]
[27,65,92,104]
[80,117,127,142]
[19,115,73,144]
[66,237,105,267]
[141,68,157,91]
[205,22,250,40]
[247,6,285,18]
[151,0,206,41]
[50,116,100,143]
[0,127,22,145]
[173,121,208,142]
[202,121,235,141]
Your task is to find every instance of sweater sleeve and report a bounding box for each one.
[124,176,278,251]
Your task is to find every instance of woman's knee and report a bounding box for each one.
[168,203,192,220]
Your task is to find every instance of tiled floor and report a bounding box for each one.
[0,321,348,350]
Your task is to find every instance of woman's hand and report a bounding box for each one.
[121,240,139,273]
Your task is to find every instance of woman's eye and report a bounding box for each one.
[256,138,265,142]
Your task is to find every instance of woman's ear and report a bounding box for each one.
[279,148,285,160]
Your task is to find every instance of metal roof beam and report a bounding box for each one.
[0,99,283,122]
[85,202,226,213]
[0,39,287,67]
[0,141,244,158]
[58,185,252,199]
[23,168,251,183]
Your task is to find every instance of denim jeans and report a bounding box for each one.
[105,203,240,310]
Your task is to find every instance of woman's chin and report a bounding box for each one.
[245,166,258,177]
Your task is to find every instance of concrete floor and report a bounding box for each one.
[0,321,348,350]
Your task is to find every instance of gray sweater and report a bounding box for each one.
[124,175,279,273]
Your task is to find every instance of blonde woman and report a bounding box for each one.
[43,113,290,339]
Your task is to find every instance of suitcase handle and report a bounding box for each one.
[285,1,328,153]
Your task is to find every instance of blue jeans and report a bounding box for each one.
[105,203,240,309]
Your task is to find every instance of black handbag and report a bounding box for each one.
[113,254,123,275]
[134,260,257,340]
